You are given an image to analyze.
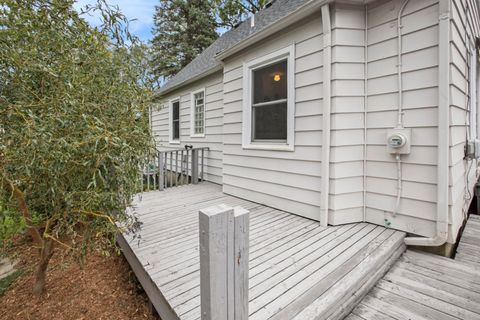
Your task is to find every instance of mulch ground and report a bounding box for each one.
[0,238,155,320]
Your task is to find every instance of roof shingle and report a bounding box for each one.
[158,0,311,95]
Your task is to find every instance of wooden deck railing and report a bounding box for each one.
[141,146,209,192]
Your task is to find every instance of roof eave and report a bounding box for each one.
[154,64,224,99]
[155,0,335,98]
[215,0,333,61]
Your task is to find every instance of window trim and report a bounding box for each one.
[242,44,295,151]
[169,97,181,144]
[190,88,206,138]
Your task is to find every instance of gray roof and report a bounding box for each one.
[158,0,311,95]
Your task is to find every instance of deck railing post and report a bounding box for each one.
[158,152,164,191]
[201,148,205,182]
[199,205,249,320]
[153,154,156,191]
[146,158,150,191]
[192,149,199,184]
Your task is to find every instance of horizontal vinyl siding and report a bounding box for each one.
[152,72,224,184]
[447,0,480,242]
[221,14,323,221]
[365,0,440,237]
[328,3,366,225]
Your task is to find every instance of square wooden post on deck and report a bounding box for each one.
[199,204,249,320]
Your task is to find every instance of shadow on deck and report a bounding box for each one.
[118,182,405,320]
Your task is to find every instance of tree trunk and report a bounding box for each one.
[4,181,43,246]
[33,239,55,297]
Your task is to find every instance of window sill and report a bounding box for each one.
[169,140,181,145]
[190,134,206,138]
[242,143,294,152]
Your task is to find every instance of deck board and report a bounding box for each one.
[120,183,405,320]
[457,213,480,267]
[350,214,480,320]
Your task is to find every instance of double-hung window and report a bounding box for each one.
[191,88,205,137]
[169,98,180,144]
[242,45,295,151]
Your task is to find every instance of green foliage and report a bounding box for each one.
[0,200,25,251]
[0,0,154,260]
[214,0,268,28]
[150,0,219,80]
[150,0,269,82]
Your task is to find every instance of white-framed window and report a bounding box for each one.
[169,97,181,144]
[190,88,206,137]
[242,44,295,151]
[469,47,479,139]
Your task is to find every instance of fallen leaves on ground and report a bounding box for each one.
[0,239,154,320]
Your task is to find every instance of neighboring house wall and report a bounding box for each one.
[449,0,480,242]
[151,72,224,184]
[221,14,324,221]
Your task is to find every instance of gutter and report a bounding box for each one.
[404,0,450,246]
[215,0,333,61]
[320,4,332,227]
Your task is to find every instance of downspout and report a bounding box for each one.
[320,4,332,227]
[404,0,450,246]
[363,4,368,222]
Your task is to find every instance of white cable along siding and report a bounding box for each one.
[364,0,443,238]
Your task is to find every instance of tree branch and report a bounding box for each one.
[245,0,260,13]
[3,179,44,247]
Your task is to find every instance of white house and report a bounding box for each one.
[151,0,480,253]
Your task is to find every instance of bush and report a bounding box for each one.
[0,0,154,295]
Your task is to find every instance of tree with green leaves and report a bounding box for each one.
[150,0,219,80]
[0,0,154,296]
[215,0,268,28]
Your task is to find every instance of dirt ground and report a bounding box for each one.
[0,239,155,320]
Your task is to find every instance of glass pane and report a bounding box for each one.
[253,102,287,140]
[173,120,179,139]
[253,60,287,104]
[194,91,205,134]
[172,101,180,120]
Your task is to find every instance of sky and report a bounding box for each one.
[74,0,157,42]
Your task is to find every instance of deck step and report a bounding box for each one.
[281,230,406,320]
[349,214,480,320]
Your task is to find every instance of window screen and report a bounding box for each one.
[252,60,288,141]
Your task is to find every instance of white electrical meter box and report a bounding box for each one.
[386,128,411,154]
[465,139,480,159]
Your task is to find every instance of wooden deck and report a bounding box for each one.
[455,214,480,266]
[348,214,480,320]
[119,182,405,320]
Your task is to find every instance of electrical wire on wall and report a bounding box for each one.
[392,154,402,216]
[391,0,411,217]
